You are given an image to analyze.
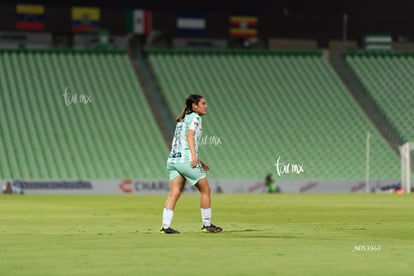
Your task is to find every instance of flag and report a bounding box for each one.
[16,4,45,31]
[72,6,100,33]
[126,9,152,34]
[229,16,258,38]
[176,12,205,36]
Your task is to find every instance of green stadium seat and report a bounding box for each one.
[0,49,169,179]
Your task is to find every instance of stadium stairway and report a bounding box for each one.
[127,48,174,144]
[344,51,414,143]
[329,50,404,153]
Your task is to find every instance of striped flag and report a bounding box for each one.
[126,9,152,34]
[229,16,258,38]
[177,13,205,36]
[71,6,100,33]
[16,4,45,31]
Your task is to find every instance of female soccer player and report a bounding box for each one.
[160,94,222,234]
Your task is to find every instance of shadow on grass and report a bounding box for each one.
[224,229,301,239]
[137,229,302,239]
[224,229,258,233]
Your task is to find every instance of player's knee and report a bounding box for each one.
[169,187,182,198]
[197,180,211,194]
[204,185,211,195]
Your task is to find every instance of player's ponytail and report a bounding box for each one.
[175,107,189,122]
[175,94,203,122]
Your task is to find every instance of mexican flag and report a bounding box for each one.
[126,9,152,35]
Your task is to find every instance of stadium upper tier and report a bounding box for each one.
[148,49,400,180]
[345,52,414,142]
[0,49,168,179]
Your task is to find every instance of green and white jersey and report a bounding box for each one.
[167,112,202,164]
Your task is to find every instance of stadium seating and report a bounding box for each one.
[0,49,168,179]
[147,49,400,180]
[0,48,402,181]
[345,52,414,142]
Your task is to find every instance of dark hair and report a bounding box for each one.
[175,94,204,122]
[265,174,273,182]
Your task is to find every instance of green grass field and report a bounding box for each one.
[1,193,413,275]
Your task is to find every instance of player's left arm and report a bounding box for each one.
[199,159,209,171]
[187,129,198,168]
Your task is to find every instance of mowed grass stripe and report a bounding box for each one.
[1,194,413,275]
